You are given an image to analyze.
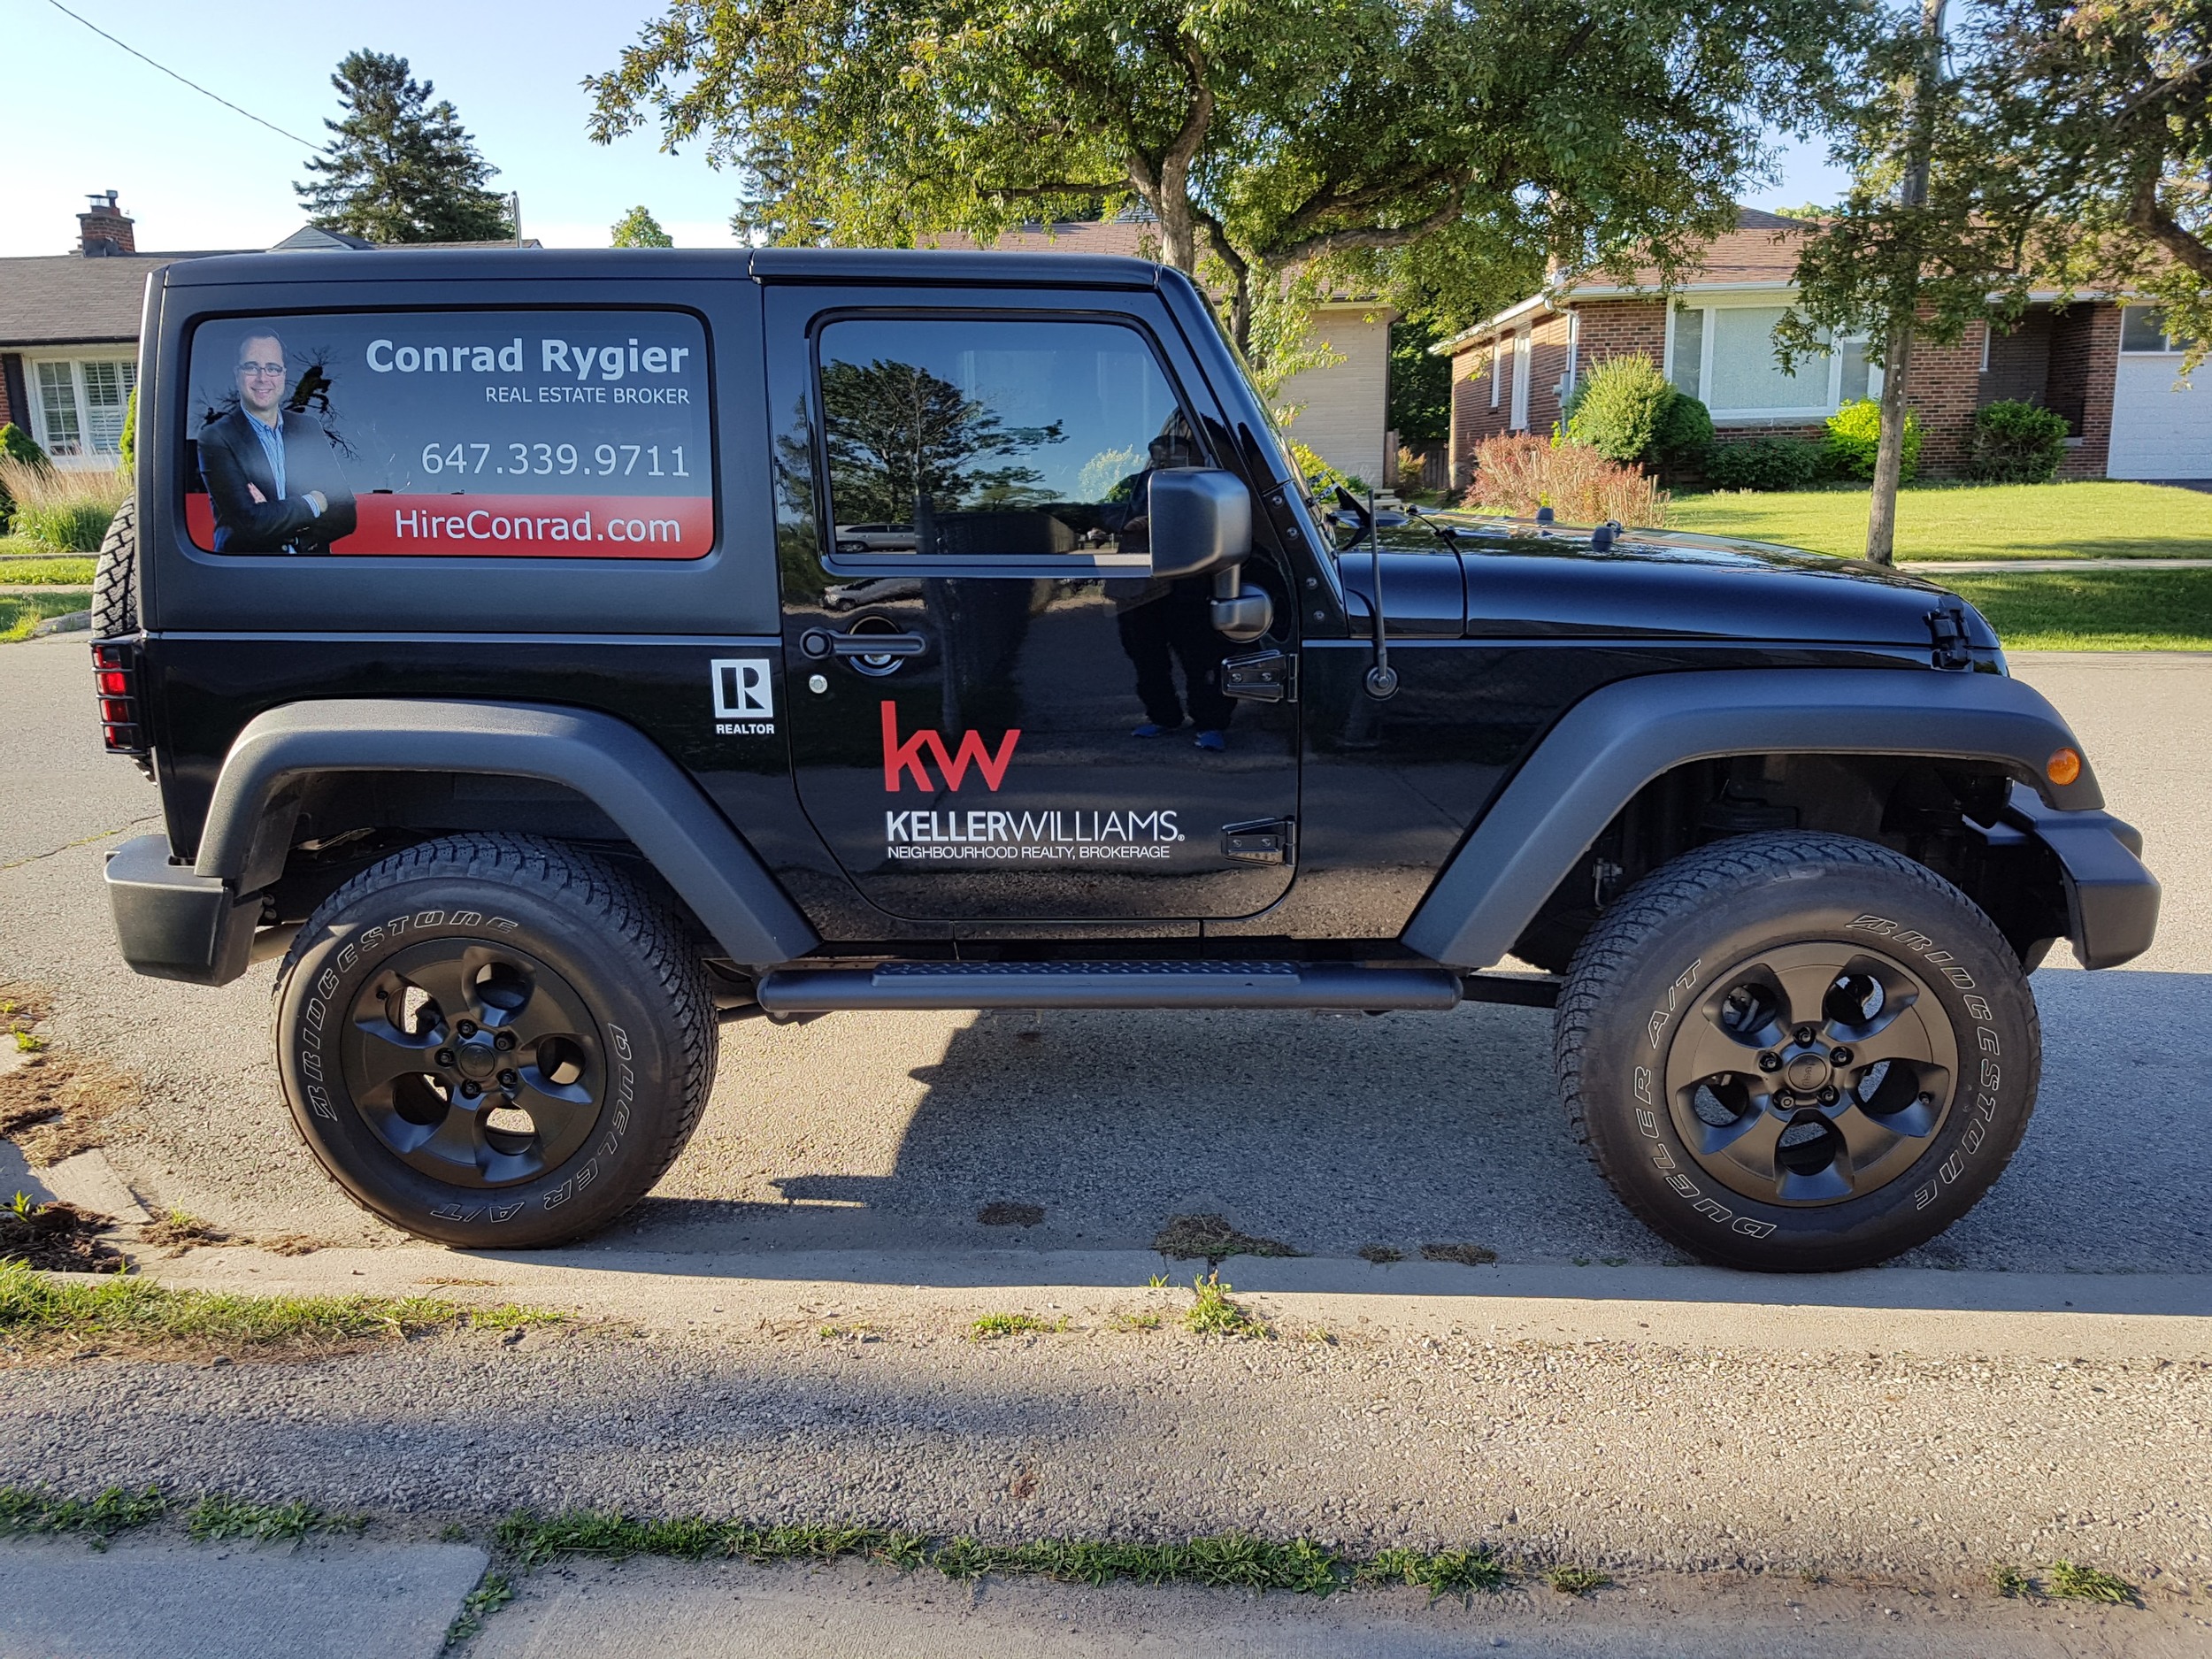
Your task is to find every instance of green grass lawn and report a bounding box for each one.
[0,591,89,642]
[1670,481,2212,562]
[0,557,96,585]
[1939,568,2212,650]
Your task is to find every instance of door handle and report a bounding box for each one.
[799,628,929,661]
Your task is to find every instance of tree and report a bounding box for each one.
[611,204,675,247]
[811,358,1064,521]
[1972,0,2212,369]
[1776,0,2016,562]
[585,0,1864,365]
[1387,319,1451,442]
[297,50,511,243]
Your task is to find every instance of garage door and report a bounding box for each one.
[2108,355,2212,480]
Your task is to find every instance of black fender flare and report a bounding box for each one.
[172,698,817,977]
[1400,666,2138,971]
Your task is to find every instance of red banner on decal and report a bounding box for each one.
[184,493,714,558]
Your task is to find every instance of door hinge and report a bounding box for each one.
[1222,648,1295,703]
[1220,817,1295,865]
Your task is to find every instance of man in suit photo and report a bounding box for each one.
[198,328,358,553]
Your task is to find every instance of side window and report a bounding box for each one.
[180,310,711,558]
[814,317,1198,568]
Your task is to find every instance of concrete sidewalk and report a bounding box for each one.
[1,1536,2200,1657]
[0,1535,486,1658]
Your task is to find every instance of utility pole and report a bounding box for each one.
[1865,0,1946,567]
[510,192,523,249]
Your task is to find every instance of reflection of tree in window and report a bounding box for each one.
[820,358,1064,534]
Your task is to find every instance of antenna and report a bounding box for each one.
[1362,487,1397,701]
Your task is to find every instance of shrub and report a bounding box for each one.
[1823,398,1920,482]
[1562,355,1672,465]
[0,458,127,552]
[0,426,46,534]
[1653,392,1714,474]
[1561,356,1712,480]
[118,387,138,471]
[1704,435,1824,493]
[1465,434,1668,527]
[1969,399,2070,484]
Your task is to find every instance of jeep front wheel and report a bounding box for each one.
[1555,832,2039,1272]
[273,834,716,1248]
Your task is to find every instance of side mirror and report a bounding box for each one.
[1148,469,1251,581]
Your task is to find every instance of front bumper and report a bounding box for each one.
[104,833,260,986]
[1996,787,2160,970]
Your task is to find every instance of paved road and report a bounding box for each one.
[4,636,2209,1639]
[1,634,2204,1276]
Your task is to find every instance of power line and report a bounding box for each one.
[40,0,320,151]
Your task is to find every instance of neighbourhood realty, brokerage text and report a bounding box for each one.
[886,809,1184,860]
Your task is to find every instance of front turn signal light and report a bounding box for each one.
[2047,748,2083,786]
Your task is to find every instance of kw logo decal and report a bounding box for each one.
[881,702,1020,793]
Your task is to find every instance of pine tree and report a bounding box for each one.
[296,50,511,243]
[610,205,673,248]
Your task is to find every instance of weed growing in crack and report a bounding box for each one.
[969,1312,1069,1340]
[185,1494,369,1546]
[444,1569,514,1647]
[2047,1562,2136,1604]
[1992,1563,2034,1597]
[1359,1546,1512,1601]
[1547,1563,1608,1595]
[1108,1310,1162,1333]
[1184,1272,1268,1340]
[0,1485,165,1549]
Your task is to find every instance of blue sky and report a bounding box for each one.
[4,0,1850,258]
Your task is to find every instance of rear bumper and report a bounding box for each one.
[2001,788,2160,970]
[104,833,259,986]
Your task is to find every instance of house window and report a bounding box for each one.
[2121,304,2193,354]
[1666,300,1876,420]
[27,355,136,462]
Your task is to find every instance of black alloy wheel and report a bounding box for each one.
[344,940,604,1189]
[1663,943,1957,1208]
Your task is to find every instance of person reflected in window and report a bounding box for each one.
[1110,425,1233,751]
[198,330,357,554]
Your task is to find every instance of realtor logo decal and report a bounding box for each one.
[710,658,775,734]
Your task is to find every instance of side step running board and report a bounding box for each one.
[754,961,1553,1014]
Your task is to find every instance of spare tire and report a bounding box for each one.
[90,493,137,638]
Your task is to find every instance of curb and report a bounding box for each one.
[28,610,89,637]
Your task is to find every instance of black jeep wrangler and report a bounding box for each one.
[89,248,2158,1271]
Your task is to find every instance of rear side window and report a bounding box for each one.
[813,317,1196,569]
[181,310,710,558]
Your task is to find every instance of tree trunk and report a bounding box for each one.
[1866,0,1947,568]
[1865,315,1915,565]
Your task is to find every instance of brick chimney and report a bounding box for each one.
[78,190,135,257]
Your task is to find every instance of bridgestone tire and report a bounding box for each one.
[90,493,137,637]
[1555,832,2039,1272]
[273,834,717,1248]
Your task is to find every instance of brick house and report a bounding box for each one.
[1435,207,2204,487]
[923,212,1395,485]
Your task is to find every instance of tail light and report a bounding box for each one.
[90,639,149,757]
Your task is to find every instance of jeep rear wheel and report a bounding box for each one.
[273,834,716,1248]
[1555,832,2039,1272]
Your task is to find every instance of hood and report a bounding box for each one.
[1336,512,2001,650]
